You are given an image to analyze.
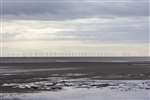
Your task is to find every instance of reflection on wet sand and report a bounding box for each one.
[0,57,150,100]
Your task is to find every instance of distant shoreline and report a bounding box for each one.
[0,57,149,63]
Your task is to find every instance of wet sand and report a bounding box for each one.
[0,57,150,92]
[0,57,150,100]
[1,85,150,100]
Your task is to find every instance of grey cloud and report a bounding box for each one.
[3,22,148,43]
[2,0,149,20]
[2,0,149,44]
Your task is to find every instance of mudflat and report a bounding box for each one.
[0,57,150,93]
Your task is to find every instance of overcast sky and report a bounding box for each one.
[1,0,149,56]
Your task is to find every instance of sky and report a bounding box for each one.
[0,0,150,56]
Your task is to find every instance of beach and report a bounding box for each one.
[0,57,150,100]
